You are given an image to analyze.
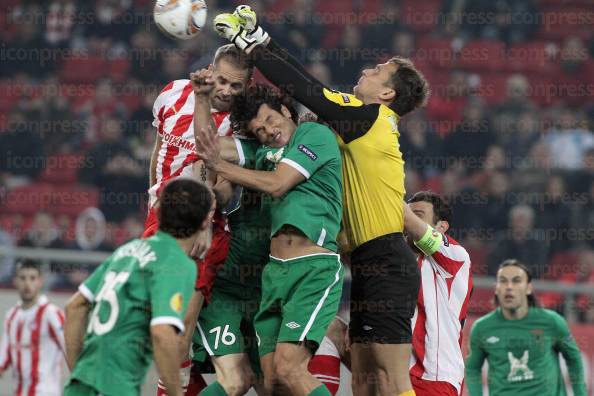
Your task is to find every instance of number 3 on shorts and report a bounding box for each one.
[209,325,237,349]
[88,271,130,336]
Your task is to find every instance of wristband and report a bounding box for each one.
[414,225,442,256]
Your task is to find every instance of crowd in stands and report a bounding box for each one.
[0,0,593,320]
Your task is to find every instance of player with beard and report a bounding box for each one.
[403,191,472,395]
[0,260,65,396]
[143,44,252,396]
[466,259,586,396]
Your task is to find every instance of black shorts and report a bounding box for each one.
[349,233,420,344]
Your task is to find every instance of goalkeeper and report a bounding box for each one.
[213,6,429,396]
[466,259,587,396]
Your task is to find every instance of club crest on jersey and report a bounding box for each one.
[298,144,318,161]
[170,293,183,313]
[265,147,285,164]
[507,350,534,382]
[341,94,351,103]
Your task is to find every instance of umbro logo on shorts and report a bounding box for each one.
[486,336,500,344]
[285,321,301,329]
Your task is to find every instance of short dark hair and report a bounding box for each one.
[230,83,298,135]
[213,44,253,76]
[495,259,538,307]
[15,259,41,275]
[407,190,452,225]
[387,57,430,116]
[158,179,213,239]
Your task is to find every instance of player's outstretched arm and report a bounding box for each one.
[554,314,587,395]
[191,68,218,151]
[152,324,183,396]
[214,9,376,141]
[64,292,92,370]
[465,322,486,396]
[196,126,304,197]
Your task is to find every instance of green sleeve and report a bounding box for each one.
[553,313,587,396]
[234,137,260,169]
[150,256,197,333]
[280,122,338,179]
[465,321,486,396]
[79,260,109,302]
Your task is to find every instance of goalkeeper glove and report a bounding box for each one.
[233,5,269,45]
[213,13,256,51]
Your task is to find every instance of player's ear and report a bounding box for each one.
[436,220,449,234]
[526,282,533,296]
[280,105,292,119]
[379,88,396,102]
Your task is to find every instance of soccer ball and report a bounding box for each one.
[153,0,207,40]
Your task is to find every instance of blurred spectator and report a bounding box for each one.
[487,204,548,277]
[0,230,15,285]
[1,5,46,77]
[0,112,44,182]
[571,180,594,250]
[568,148,594,195]
[544,108,594,170]
[79,118,145,222]
[443,100,495,168]
[400,113,443,177]
[426,71,469,136]
[126,89,158,138]
[495,74,536,116]
[557,249,594,323]
[556,36,594,106]
[82,0,136,44]
[20,212,67,249]
[500,110,541,165]
[362,1,402,50]
[445,0,538,44]
[306,61,332,86]
[477,170,511,234]
[391,29,415,58]
[162,51,190,83]
[328,25,367,86]
[129,30,165,84]
[45,0,76,47]
[268,0,324,57]
[536,175,572,254]
[74,207,111,251]
[78,78,127,144]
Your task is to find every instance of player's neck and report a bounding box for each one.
[176,235,198,255]
[20,295,40,310]
[502,304,529,320]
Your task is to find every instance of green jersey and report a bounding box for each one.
[255,122,343,252]
[214,137,271,291]
[466,307,586,396]
[70,231,196,396]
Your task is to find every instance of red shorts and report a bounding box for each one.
[142,207,230,303]
[411,375,458,396]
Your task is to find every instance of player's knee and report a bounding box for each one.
[219,370,252,396]
[273,349,303,385]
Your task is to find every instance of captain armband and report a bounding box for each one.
[414,226,443,256]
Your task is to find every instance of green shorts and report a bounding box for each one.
[64,380,120,396]
[192,284,261,373]
[254,253,344,357]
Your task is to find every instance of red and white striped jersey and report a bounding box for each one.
[0,295,65,396]
[409,234,473,395]
[149,79,233,207]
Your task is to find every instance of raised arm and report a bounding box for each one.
[213,12,378,143]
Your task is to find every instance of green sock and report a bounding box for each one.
[307,384,331,396]
[199,381,228,396]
